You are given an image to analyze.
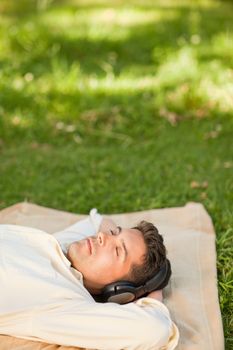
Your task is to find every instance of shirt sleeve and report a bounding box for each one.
[53,208,103,254]
[32,297,179,350]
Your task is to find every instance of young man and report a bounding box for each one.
[0,209,179,349]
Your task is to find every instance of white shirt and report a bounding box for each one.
[0,209,179,350]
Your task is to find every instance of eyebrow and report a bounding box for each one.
[117,226,128,261]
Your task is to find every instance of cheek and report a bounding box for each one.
[68,241,87,268]
[94,252,116,270]
[67,243,77,263]
[90,253,119,279]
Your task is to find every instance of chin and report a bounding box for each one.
[67,243,76,263]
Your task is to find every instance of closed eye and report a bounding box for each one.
[110,230,120,256]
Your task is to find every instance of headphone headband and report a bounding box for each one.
[99,259,171,304]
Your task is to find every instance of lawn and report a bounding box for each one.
[0,0,232,347]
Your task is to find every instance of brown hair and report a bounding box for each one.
[126,220,168,286]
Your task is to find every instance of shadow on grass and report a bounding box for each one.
[1,2,232,77]
[0,0,232,145]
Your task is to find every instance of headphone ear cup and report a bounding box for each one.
[100,281,137,304]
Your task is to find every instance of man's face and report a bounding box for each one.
[67,226,147,293]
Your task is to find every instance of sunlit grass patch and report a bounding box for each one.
[39,5,181,44]
[42,7,166,27]
[63,0,220,9]
[155,47,199,85]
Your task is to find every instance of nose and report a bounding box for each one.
[97,231,111,246]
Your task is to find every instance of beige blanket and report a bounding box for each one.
[0,202,224,350]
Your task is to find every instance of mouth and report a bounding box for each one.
[87,238,92,254]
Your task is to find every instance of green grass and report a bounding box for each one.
[0,0,232,347]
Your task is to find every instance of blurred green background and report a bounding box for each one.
[0,0,232,347]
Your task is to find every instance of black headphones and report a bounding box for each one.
[96,259,171,304]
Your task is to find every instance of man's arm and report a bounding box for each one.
[147,289,163,302]
[53,209,104,249]
[98,217,118,234]
[32,296,178,350]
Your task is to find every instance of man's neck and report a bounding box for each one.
[83,279,102,296]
